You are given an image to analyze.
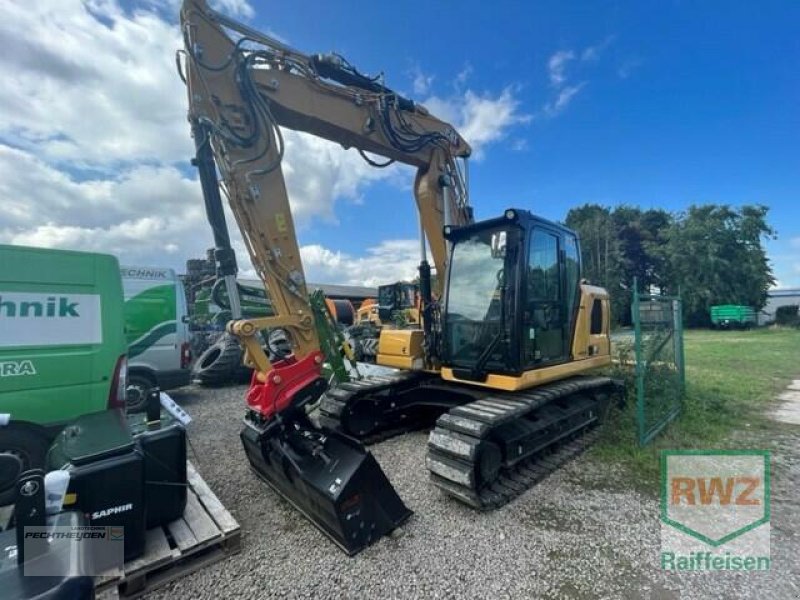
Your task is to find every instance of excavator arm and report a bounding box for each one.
[180,0,472,400]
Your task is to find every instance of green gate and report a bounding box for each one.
[631,278,685,445]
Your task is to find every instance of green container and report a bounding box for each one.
[710,304,757,328]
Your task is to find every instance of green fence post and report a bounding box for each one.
[675,296,685,396]
[633,277,645,445]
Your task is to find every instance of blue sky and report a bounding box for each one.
[256,0,799,286]
[0,1,797,288]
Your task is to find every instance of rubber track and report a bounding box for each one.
[430,427,601,510]
[316,372,427,443]
[426,375,615,510]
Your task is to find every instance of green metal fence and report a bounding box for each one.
[631,278,685,445]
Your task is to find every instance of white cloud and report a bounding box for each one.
[406,64,529,158]
[789,238,800,286]
[0,0,190,166]
[0,146,212,267]
[580,36,614,62]
[410,65,435,96]
[0,153,429,288]
[510,138,528,152]
[301,240,423,287]
[0,0,527,283]
[144,0,254,19]
[423,88,530,159]
[279,130,402,225]
[209,0,254,18]
[0,140,379,272]
[0,145,202,230]
[8,218,191,262]
[543,83,587,117]
[542,38,612,117]
[454,62,473,90]
[548,50,575,87]
[617,57,643,79]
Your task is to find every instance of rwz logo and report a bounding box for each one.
[670,476,761,507]
[661,450,770,547]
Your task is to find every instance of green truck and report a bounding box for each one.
[710,304,757,329]
[0,245,128,501]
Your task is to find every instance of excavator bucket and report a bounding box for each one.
[240,416,411,556]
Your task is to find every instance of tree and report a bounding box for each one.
[611,206,673,324]
[565,204,620,289]
[566,205,627,324]
[567,204,672,326]
[662,204,775,326]
[565,203,773,328]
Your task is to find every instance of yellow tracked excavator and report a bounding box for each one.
[356,282,421,327]
[179,0,622,555]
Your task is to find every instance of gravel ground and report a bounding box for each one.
[148,384,800,599]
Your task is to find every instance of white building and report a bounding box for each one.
[758,288,800,325]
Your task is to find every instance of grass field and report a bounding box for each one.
[594,327,800,488]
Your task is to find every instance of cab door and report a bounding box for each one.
[522,228,569,366]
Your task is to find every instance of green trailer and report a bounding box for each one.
[710,304,757,329]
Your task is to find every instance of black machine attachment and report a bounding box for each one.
[127,389,188,529]
[47,410,146,561]
[14,469,47,567]
[47,403,189,560]
[241,406,411,556]
[0,461,94,600]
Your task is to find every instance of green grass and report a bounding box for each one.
[592,327,800,491]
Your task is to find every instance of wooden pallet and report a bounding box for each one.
[96,462,240,599]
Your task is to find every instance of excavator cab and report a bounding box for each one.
[442,209,582,381]
[377,282,420,324]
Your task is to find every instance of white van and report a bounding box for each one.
[121,266,191,411]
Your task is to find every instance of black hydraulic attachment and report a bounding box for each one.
[240,407,411,556]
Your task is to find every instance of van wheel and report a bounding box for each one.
[0,424,49,506]
[126,373,156,413]
[193,334,243,386]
